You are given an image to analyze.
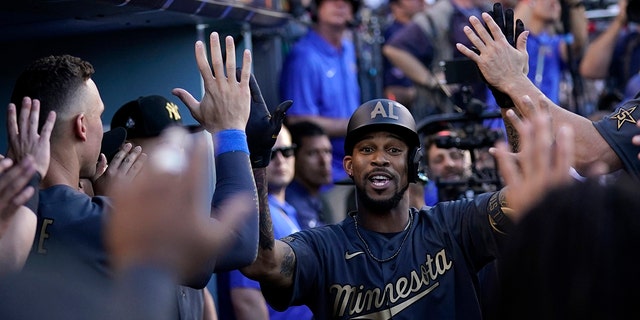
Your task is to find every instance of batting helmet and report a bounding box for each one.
[344,99,422,182]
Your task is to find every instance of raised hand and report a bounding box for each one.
[480,3,526,108]
[92,143,147,196]
[106,127,252,280]
[6,97,56,178]
[456,11,530,99]
[172,32,252,133]
[239,68,293,168]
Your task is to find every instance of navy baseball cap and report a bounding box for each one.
[100,126,127,163]
[110,95,203,139]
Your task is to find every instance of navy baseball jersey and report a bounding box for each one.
[593,98,640,181]
[264,192,502,319]
[26,185,111,276]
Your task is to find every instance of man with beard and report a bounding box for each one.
[422,129,472,206]
[240,98,575,319]
[286,121,333,227]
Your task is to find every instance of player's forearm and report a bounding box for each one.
[500,108,521,153]
[0,207,36,275]
[240,169,294,288]
[241,165,277,279]
[211,150,259,272]
[571,119,623,174]
[241,240,295,289]
[506,85,615,171]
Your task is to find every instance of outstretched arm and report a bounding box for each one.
[240,166,295,291]
[493,95,575,223]
[457,11,622,175]
[172,32,258,285]
[106,127,252,319]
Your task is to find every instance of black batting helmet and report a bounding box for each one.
[344,99,422,182]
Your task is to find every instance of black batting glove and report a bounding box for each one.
[478,2,526,108]
[237,68,293,168]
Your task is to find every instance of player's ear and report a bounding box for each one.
[344,156,353,177]
[74,113,88,141]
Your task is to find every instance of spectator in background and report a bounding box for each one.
[421,128,472,206]
[580,0,640,104]
[382,0,426,108]
[279,0,362,183]
[286,121,333,228]
[217,126,313,320]
[514,0,587,105]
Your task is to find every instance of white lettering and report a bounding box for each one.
[330,248,453,317]
[370,101,387,119]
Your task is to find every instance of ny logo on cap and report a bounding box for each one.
[370,101,399,120]
[165,101,182,121]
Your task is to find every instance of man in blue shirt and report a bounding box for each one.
[286,121,333,228]
[280,0,362,183]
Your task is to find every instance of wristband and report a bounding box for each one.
[487,191,515,235]
[24,172,42,213]
[214,130,249,157]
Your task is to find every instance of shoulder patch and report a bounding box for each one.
[609,105,638,130]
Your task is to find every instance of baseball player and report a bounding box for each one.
[241,98,573,319]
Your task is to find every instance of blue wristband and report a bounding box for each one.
[214,129,249,156]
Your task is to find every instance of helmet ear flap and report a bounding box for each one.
[408,146,423,183]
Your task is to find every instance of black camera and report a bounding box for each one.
[439,58,482,85]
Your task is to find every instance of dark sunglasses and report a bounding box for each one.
[271,145,297,160]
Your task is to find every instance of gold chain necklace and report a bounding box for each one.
[353,212,413,263]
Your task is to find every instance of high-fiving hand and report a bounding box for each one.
[172,32,252,133]
[239,68,293,168]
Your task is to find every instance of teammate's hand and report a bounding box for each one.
[457,4,529,111]
[477,3,526,108]
[106,127,252,280]
[239,68,293,168]
[172,32,252,133]
[6,97,56,178]
[92,143,147,196]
